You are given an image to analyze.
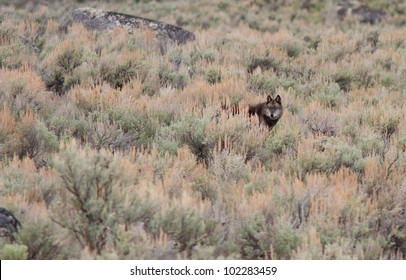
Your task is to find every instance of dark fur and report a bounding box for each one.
[248,95,283,130]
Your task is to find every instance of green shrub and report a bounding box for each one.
[357,132,384,157]
[205,68,222,85]
[168,48,183,70]
[247,56,282,74]
[172,73,189,90]
[373,116,399,140]
[16,222,64,260]
[336,144,363,171]
[192,172,217,202]
[299,150,339,175]
[190,49,216,65]
[279,40,304,58]
[342,121,358,141]
[0,244,28,260]
[159,207,216,257]
[0,116,19,161]
[56,48,82,73]
[47,114,83,139]
[121,195,158,232]
[156,136,179,156]
[142,80,159,97]
[0,68,53,118]
[52,143,127,255]
[0,28,34,69]
[100,58,144,89]
[314,82,342,108]
[357,236,388,260]
[380,74,397,88]
[162,116,215,165]
[334,70,353,92]
[266,131,296,155]
[18,119,59,163]
[237,214,271,259]
[248,74,280,94]
[354,65,376,89]
[1,167,25,195]
[266,137,285,158]
[107,108,158,149]
[244,174,272,196]
[158,64,188,89]
[304,35,321,50]
[366,30,380,49]
[377,57,397,71]
[41,45,83,94]
[0,45,17,68]
[272,221,301,259]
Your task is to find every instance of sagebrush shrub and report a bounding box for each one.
[271,221,301,259]
[236,214,271,259]
[41,41,83,94]
[247,55,282,74]
[18,110,59,163]
[52,142,127,254]
[0,244,28,260]
[0,104,20,160]
[16,221,64,259]
[248,74,280,94]
[205,68,222,85]
[0,67,52,117]
[99,54,144,89]
[161,116,215,165]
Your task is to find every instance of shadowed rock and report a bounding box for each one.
[68,7,195,45]
[351,5,388,24]
[0,207,22,242]
[337,1,388,24]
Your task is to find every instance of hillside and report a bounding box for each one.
[0,0,405,259]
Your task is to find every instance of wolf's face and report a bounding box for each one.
[263,95,283,120]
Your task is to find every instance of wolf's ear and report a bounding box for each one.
[275,95,281,104]
[267,95,273,103]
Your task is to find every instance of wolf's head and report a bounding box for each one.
[262,95,283,120]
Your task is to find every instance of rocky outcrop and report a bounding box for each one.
[337,0,388,24]
[67,8,195,45]
[0,207,22,242]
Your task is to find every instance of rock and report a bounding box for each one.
[351,5,388,24]
[337,1,388,24]
[67,7,195,45]
[0,207,22,242]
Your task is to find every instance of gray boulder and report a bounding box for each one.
[337,1,388,24]
[67,8,195,45]
[0,207,22,242]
